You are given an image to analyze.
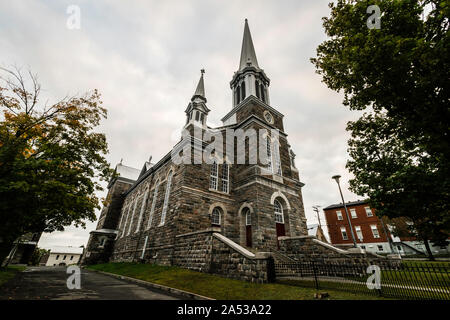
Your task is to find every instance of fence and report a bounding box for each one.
[274,260,450,300]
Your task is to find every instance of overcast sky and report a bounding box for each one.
[0,0,366,249]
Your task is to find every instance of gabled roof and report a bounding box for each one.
[138,161,154,179]
[307,223,319,236]
[48,246,83,255]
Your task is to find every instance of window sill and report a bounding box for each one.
[208,188,230,196]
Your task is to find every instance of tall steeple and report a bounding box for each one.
[230,19,270,108]
[192,69,206,102]
[239,19,259,71]
[185,69,210,127]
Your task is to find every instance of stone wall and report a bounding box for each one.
[210,233,275,283]
[172,228,274,283]
[278,235,400,265]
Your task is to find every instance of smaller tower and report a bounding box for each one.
[185,69,210,127]
[230,19,270,107]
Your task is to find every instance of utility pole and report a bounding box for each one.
[312,205,322,228]
[332,175,357,248]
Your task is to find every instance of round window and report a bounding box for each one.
[264,111,274,124]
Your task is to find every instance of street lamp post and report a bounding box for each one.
[332,175,357,248]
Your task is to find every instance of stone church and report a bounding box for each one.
[83,20,388,282]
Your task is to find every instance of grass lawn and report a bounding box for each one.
[86,263,385,300]
[0,266,26,287]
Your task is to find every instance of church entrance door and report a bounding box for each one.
[246,225,252,247]
[276,222,285,249]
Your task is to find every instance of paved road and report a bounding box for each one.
[0,266,181,300]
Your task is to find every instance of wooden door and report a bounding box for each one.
[246,225,252,247]
[276,223,286,248]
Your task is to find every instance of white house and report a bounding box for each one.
[45,246,83,266]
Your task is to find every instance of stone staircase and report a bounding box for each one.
[270,250,297,263]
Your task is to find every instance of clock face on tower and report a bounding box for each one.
[264,110,274,124]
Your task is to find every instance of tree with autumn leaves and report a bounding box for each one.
[0,66,112,264]
[312,0,449,259]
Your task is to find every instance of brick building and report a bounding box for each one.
[324,200,450,256]
[323,200,393,254]
[82,20,395,282]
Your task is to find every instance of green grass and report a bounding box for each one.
[86,262,384,300]
[0,265,26,287]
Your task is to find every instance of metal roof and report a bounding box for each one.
[116,163,140,181]
[323,199,369,210]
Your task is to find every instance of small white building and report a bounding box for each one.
[45,246,83,266]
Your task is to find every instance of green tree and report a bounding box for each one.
[29,247,50,266]
[0,66,112,264]
[311,0,449,260]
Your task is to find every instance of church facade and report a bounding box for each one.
[83,20,371,282]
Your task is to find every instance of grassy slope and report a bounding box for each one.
[86,263,384,300]
[0,266,26,287]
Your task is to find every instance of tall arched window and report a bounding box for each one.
[266,136,273,173]
[210,162,218,190]
[211,208,221,226]
[255,80,260,98]
[221,163,229,193]
[260,84,265,102]
[160,171,173,226]
[200,113,204,124]
[273,140,282,176]
[241,81,246,100]
[127,198,138,236]
[118,204,129,237]
[195,111,200,121]
[146,181,160,229]
[135,189,149,233]
[237,85,241,104]
[244,207,251,226]
[274,199,284,223]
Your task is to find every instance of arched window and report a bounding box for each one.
[210,162,218,190]
[221,163,229,193]
[200,113,204,124]
[127,198,138,236]
[266,136,273,173]
[160,171,173,226]
[211,208,221,226]
[135,189,149,233]
[260,84,265,102]
[244,207,251,226]
[273,140,282,175]
[118,205,128,236]
[241,81,246,100]
[237,85,241,104]
[274,199,284,223]
[146,181,160,229]
[255,80,260,98]
[195,111,200,121]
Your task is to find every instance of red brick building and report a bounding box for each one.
[323,200,393,254]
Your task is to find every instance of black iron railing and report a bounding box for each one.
[274,260,450,300]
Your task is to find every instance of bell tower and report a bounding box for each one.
[185,69,210,127]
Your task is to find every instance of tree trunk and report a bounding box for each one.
[423,239,435,261]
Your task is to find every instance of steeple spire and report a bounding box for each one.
[185,69,210,127]
[239,19,259,71]
[191,69,206,102]
[230,20,270,108]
